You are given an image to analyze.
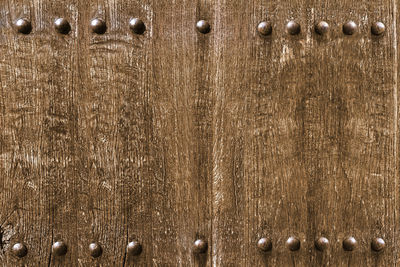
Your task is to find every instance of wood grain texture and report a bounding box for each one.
[0,0,79,266]
[307,0,398,266]
[0,0,399,266]
[242,1,309,266]
[76,0,154,266]
[150,0,213,265]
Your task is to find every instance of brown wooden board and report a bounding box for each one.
[307,0,398,266]
[0,0,79,266]
[0,0,399,266]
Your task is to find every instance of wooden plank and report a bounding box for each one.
[307,0,397,266]
[0,0,79,265]
[212,1,309,266]
[149,0,214,265]
[75,0,154,266]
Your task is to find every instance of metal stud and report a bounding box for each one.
[196,20,211,34]
[257,237,272,252]
[371,22,385,36]
[91,18,107,34]
[15,18,32,34]
[52,241,68,256]
[343,21,357,35]
[89,242,103,258]
[129,18,146,34]
[315,237,329,251]
[127,240,142,256]
[11,243,28,258]
[286,237,300,251]
[54,18,71,34]
[286,21,301,35]
[371,238,385,252]
[193,239,208,254]
[343,236,357,251]
[257,21,272,36]
[315,21,329,35]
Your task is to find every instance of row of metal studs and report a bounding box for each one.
[10,236,385,258]
[12,18,386,36]
[257,236,386,252]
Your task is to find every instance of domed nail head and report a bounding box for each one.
[129,18,146,34]
[343,236,357,251]
[127,240,142,256]
[11,243,28,258]
[196,20,211,34]
[286,237,301,251]
[15,18,32,34]
[371,238,385,252]
[315,21,329,35]
[89,242,103,258]
[371,22,385,36]
[91,18,107,34]
[343,21,357,35]
[257,237,272,252]
[286,21,301,35]
[54,18,71,34]
[52,241,68,256]
[193,239,208,254]
[257,21,272,36]
[315,237,329,251]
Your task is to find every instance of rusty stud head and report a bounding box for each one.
[89,242,103,258]
[315,237,329,251]
[371,22,385,36]
[11,243,28,258]
[91,18,107,34]
[129,18,146,34]
[15,18,32,34]
[54,18,71,34]
[343,236,357,251]
[343,21,357,35]
[315,21,329,35]
[286,21,301,35]
[257,237,272,252]
[371,238,385,252]
[257,21,272,36]
[52,241,68,256]
[286,237,300,251]
[196,20,211,34]
[193,239,208,254]
[127,240,142,256]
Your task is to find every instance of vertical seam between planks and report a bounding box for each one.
[392,0,398,265]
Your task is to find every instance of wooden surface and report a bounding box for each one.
[0,0,398,266]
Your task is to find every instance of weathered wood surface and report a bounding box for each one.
[0,0,398,266]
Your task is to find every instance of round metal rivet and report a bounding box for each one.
[286,21,301,35]
[91,18,107,34]
[315,237,329,251]
[89,242,103,258]
[371,22,385,36]
[11,243,28,258]
[371,238,385,252]
[315,21,329,35]
[286,237,300,251]
[52,241,68,256]
[257,237,272,252]
[54,18,71,34]
[193,239,208,254]
[343,21,357,35]
[343,236,357,251]
[129,18,146,34]
[127,240,142,256]
[196,20,211,34]
[15,18,32,34]
[257,21,272,36]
